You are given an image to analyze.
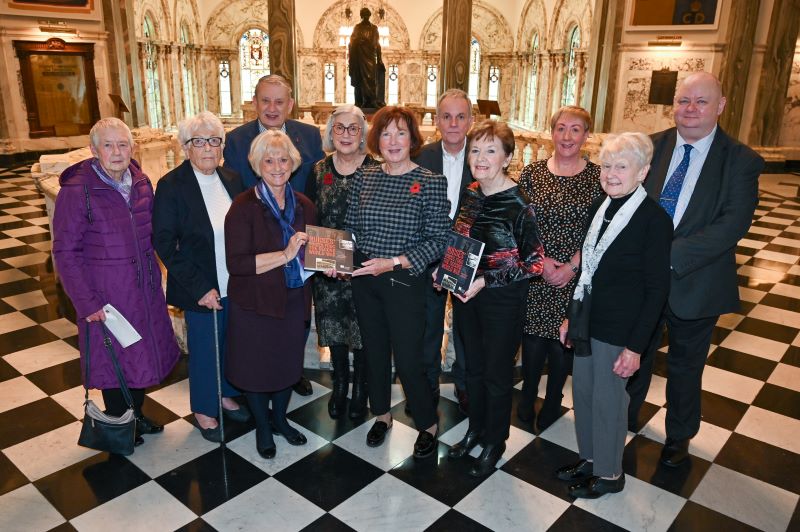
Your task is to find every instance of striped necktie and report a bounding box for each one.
[659,144,692,218]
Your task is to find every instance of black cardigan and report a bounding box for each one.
[583,193,673,353]
[152,160,245,312]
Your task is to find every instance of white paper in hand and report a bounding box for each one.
[102,304,142,348]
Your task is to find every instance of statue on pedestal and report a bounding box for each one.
[348,8,385,109]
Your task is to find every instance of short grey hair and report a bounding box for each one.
[177,111,225,146]
[248,130,302,177]
[437,88,472,117]
[255,74,293,99]
[599,132,654,169]
[322,104,368,152]
[89,117,133,149]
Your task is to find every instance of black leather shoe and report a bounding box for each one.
[222,403,251,423]
[256,428,276,459]
[468,442,505,477]
[293,376,313,396]
[569,474,625,498]
[136,416,163,435]
[275,429,307,446]
[134,434,144,447]
[413,430,438,459]
[660,439,690,467]
[366,421,392,447]
[198,425,222,443]
[448,430,482,459]
[556,459,593,481]
[258,445,276,459]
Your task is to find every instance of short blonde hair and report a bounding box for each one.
[90,117,133,148]
[323,104,368,152]
[178,111,225,146]
[550,106,593,132]
[599,132,654,169]
[248,130,302,177]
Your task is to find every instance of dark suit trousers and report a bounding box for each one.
[352,269,437,430]
[627,305,717,441]
[423,265,466,390]
[454,280,528,444]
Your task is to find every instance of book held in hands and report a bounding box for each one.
[434,230,485,295]
[305,225,354,273]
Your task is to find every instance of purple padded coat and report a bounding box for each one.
[52,158,180,389]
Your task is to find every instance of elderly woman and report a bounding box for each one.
[557,132,672,498]
[444,121,544,476]
[224,130,317,459]
[345,106,450,458]
[53,117,180,447]
[310,105,378,420]
[517,106,602,431]
[153,111,249,442]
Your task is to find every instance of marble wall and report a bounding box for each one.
[779,44,800,147]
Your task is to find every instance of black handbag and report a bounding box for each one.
[77,324,137,455]
[566,290,593,357]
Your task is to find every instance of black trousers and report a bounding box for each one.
[627,305,717,441]
[520,335,572,422]
[454,280,528,444]
[422,264,466,390]
[351,267,437,430]
[103,388,146,417]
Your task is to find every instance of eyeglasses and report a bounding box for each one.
[186,137,223,148]
[332,124,361,136]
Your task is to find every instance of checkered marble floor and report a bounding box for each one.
[0,163,798,532]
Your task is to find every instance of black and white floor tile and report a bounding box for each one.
[0,163,798,531]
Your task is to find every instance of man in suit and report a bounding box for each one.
[627,72,763,466]
[223,74,324,396]
[413,88,474,413]
[223,74,324,197]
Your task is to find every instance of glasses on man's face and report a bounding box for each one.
[332,124,361,136]
[186,137,223,148]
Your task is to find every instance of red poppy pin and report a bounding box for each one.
[409,182,421,194]
[323,172,334,185]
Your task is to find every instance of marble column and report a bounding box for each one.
[574,51,587,108]
[719,0,761,137]
[101,0,147,126]
[439,0,472,93]
[267,0,298,118]
[536,52,551,130]
[582,0,624,132]
[748,0,800,146]
[549,52,565,118]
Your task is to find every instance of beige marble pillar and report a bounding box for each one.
[267,0,298,118]
[536,52,550,130]
[574,51,587,108]
[549,52,565,118]
[582,0,624,133]
[718,0,761,137]
[101,0,147,126]
[439,0,472,93]
[748,0,800,146]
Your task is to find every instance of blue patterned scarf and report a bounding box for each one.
[256,180,304,288]
[91,160,132,205]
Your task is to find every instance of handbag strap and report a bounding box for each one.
[83,322,135,410]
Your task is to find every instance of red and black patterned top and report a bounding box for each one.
[453,182,544,288]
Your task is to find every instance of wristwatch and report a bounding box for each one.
[392,257,402,271]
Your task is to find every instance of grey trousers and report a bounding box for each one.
[573,338,629,477]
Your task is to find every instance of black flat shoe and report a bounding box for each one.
[569,474,625,498]
[134,434,144,447]
[468,442,505,477]
[413,430,438,459]
[198,425,222,443]
[448,430,482,459]
[136,416,163,435]
[556,459,593,481]
[222,404,251,423]
[293,376,313,396]
[367,421,392,447]
[256,428,276,459]
[258,445,277,459]
[660,438,690,467]
[275,429,307,446]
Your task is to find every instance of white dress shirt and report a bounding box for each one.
[442,139,467,219]
[663,126,716,227]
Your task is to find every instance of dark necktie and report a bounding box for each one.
[659,144,693,218]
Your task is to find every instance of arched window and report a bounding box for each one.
[387,64,399,105]
[142,14,162,128]
[525,33,539,126]
[426,65,438,108]
[219,60,232,116]
[324,63,335,103]
[240,28,269,103]
[468,37,480,103]
[561,25,580,107]
[180,22,196,117]
[487,66,500,102]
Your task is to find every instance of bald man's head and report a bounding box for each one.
[673,71,726,143]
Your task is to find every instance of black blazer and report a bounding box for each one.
[152,160,245,312]
[644,126,763,320]
[413,140,474,218]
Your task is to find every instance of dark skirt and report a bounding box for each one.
[225,288,305,392]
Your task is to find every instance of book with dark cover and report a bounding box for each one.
[434,230,485,295]
[305,225,354,273]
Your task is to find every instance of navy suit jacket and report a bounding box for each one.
[644,126,763,320]
[223,119,324,193]
[152,160,245,313]
[413,140,474,218]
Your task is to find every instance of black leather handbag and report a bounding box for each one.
[78,324,137,455]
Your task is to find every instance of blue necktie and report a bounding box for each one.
[659,144,693,218]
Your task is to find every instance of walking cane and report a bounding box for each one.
[213,305,225,447]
